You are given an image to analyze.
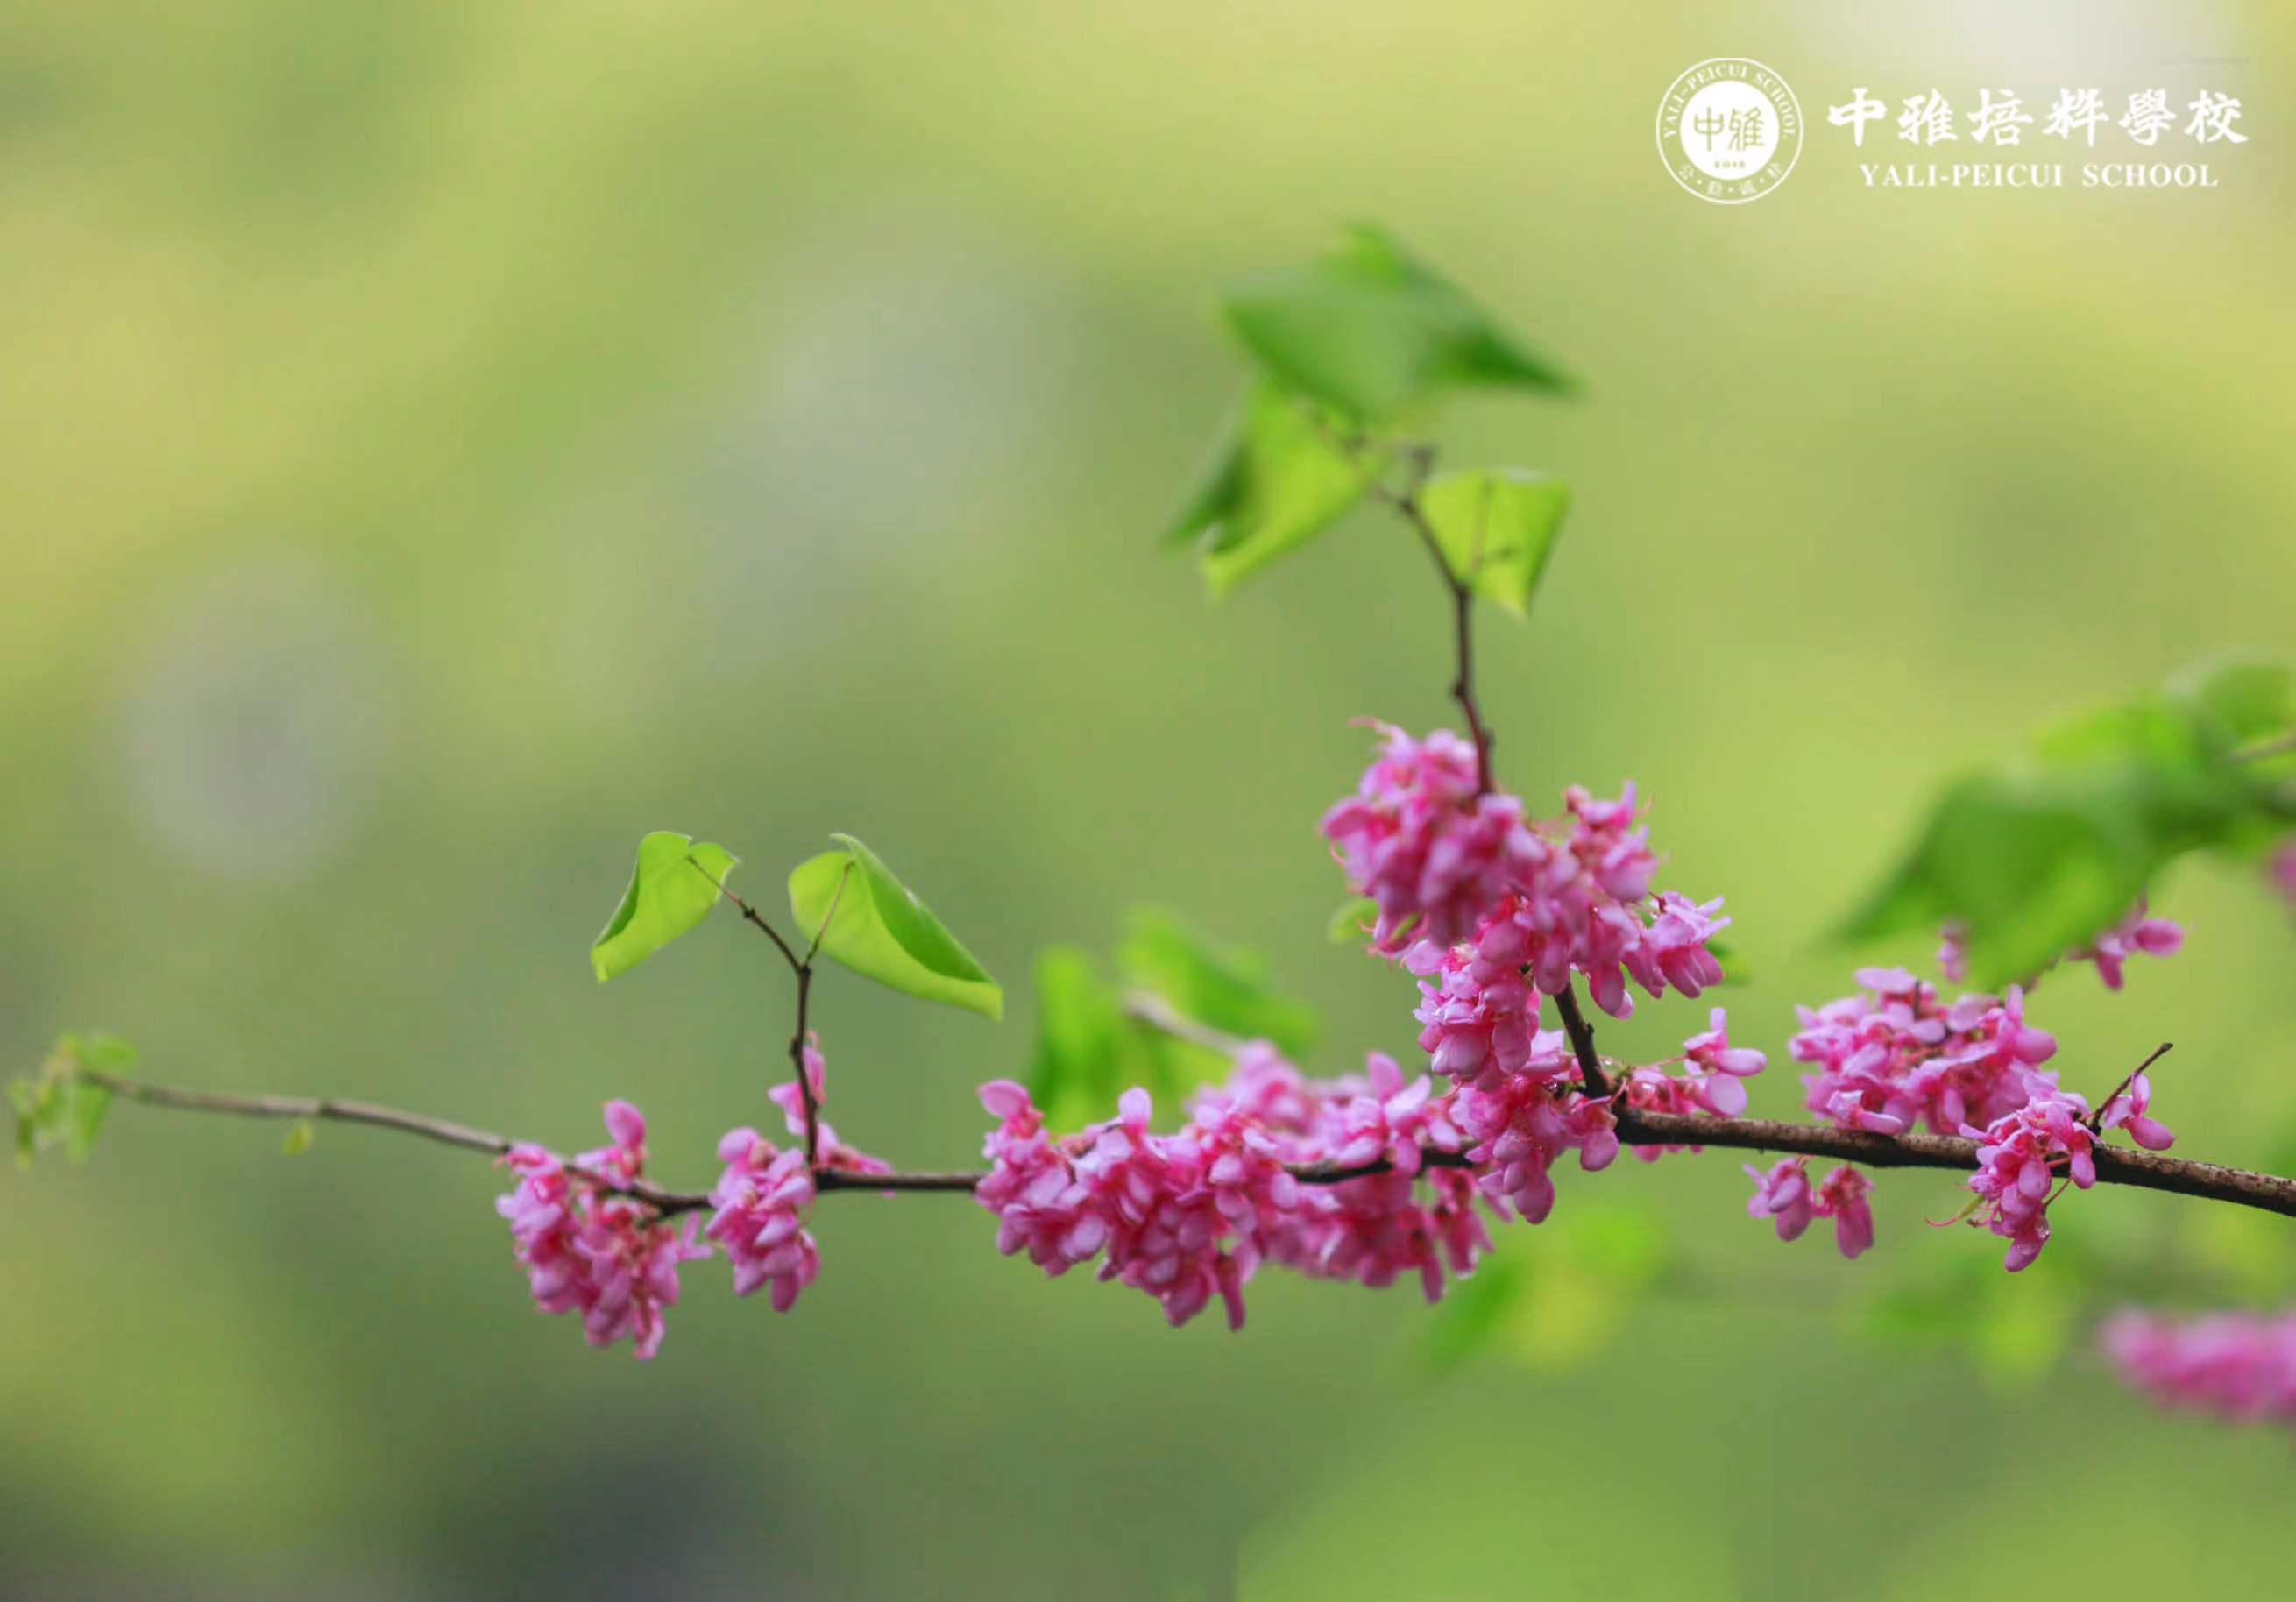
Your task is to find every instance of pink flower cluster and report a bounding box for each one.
[2102,1308,2296,1425]
[494,1101,708,1360]
[1938,901,2183,990]
[1219,1048,1493,1302]
[1326,727,1728,1019]
[1792,968,2058,1137]
[709,1036,885,1314]
[1742,1158,1874,1258]
[1618,1008,1770,1159]
[1320,724,1541,952]
[1963,1085,2098,1271]
[1960,1065,2174,1271]
[974,1046,1513,1325]
[2070,901,2184,991]
[768,1036,891,1180]
[1790,950,2181,1272]
[974,1079,1294,1329]
[706,1126,818,1312]
[2271,840,2296,909]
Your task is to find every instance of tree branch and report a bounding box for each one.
[72,1063,2296,1223]
[1550,983,1612,1100]
[1610,1107,2296,1218]
[76,1067,719,1218]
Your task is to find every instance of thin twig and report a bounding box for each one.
[1372,471,1499,796]
[692,862,803,976]
[791,965,820,1165]
[1550,983,1612,1100]
[2085,1041,2173,1134]
[76,1069,717,1217]
[1121,990,1248,1057]
[67,1066,2296,1220]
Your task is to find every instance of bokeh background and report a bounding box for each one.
[5,3,2293,1597]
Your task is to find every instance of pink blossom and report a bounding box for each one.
[1621,892,1729,1003]
[1410,941,1540,1083]
[494,1102,709,1358]
[982,1047,1518,1318]
[706,1126,819,1312]
[974,1079,1104,1277]
[2071,900,2183,991]
[2097,1070,2176,1152]
[1816,1166,1875,1259]
[1622,1007,1766,1150]
[1453,1068,1616,1224]
[1743,1159,1875,1259]
[1320,724,1544,951]
[2101,1308,2296,1424]
[1743,1158,1813,1242]
[974,1081,1297,1330]
[765,1034,891,1179]
[1618,1010,1768,1160]
[1793,971,2053,1138]
[1964,1085,2095,1271]
[1327,728,1728,1018]
[1203,1051,1496,1302]
[2273,841,2296,908]
[1937,924,1969,983]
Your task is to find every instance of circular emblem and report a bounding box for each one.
[1656,58,1803,204]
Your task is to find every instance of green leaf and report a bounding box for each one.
[11,1078,36,1169]
[2167,655,2294,748]
[1418,469,1570,618]
[790,834,1003,1019]
[591,832,739,982]
[1703,936,1749,988]
[282,1118,315,1156]
[1420,1254,1529,1372]
[1840,658,2292,988]
[1861,1246,2082,1388]
[1421,1203,1670,1373]
[1166,385,1389,596]
[60,1079,110,1160]
[13,1032,131,1166]
[1116,907,1316,1057]
[1221,223,1575,424]
[1326,897,1379,945]
[1025,947,1184,1130]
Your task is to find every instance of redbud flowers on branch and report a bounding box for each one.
[46,418,2296,1362]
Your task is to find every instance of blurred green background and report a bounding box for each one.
[5,3,2294,1597]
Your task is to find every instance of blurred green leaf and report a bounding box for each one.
[2168,655,2294,748]
[1168,385,1388,596]
[1421,1203,1670,1373]
[1421,1254,1530,1372]
[1221,223,1574,423]
[591,831,738,982]
[1703,936,1749,987]
[1025,946,1180,1129]
[1861,1243,2083,1387]
[12,1032,131,1167]
[790,834,1003,1020]
[1841,656,2292,987]
[1419,469,1570,618]
[1325,897,1378,945]
[1117,907,1315,1057]
[282,1119,315,1156]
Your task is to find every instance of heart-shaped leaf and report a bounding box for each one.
[1166,385,1388,596]
[592,832,739,982]
[1420,468,1570,618]
[789,834,1003,1019]
[1221,224,1575,424]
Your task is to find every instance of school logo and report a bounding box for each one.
[1657,58,1803,204]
